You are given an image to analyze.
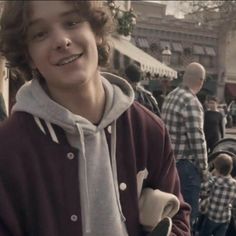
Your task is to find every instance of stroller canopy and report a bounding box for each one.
[208,138,236,177]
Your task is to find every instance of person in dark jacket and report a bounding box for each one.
[0,92,7,121]
[204,96,224,153]
[0,1,190,236]
[125,63,161,117]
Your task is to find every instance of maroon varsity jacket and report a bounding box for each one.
[0,102,190,236]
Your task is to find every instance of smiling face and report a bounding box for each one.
[26,1,100,92]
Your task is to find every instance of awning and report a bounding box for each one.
[172,42,183,53]
[160,41,171,50]
[205,46,216,56]
[193,45,205,55]
[130,37,136,46]
[137,37,149,49]
[110,36,177,78]
[225,83,236,97]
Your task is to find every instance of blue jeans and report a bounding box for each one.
[176,159,201,226]
[199,217,228,236]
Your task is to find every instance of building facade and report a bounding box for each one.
[107,1,177,81]
[131,1,236,103]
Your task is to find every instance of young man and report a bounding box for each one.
[199,153,236,236]
[162,62,208,228]
[0,1,190,236]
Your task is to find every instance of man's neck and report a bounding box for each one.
[45,76,106,124]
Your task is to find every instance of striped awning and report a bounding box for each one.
[172,42,183,53]
[137,37,149,49]
[110,36,177,78]
[193,45,205,55]
[205,46,216,56]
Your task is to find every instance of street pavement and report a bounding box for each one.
[225,127,236,138]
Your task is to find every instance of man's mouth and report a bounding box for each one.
[55,53,83,66]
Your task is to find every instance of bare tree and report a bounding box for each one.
[180,0,236,31]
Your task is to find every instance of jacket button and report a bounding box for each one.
[119,182,127,191]
[107,125,112,134]
[70,214,78,222]
[67,152,75,160]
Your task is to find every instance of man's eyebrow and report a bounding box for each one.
[28,10,79,28]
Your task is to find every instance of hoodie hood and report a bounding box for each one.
[12,72,133,236]
[12,72,134,133]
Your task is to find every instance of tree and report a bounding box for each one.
[181,0,236,31]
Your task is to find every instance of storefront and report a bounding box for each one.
[110,36,177,79]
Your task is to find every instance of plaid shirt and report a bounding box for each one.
[200,175,236,223]
[161,86,208,173]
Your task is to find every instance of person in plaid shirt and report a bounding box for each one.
[199,153,236,236]
[162,62,208,228]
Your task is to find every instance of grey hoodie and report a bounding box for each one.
[12,72,134,236]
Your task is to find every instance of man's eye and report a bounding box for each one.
[33,31,46,39]
[66,21,79,27]
[31,31,47,41]
[65,18,85,28]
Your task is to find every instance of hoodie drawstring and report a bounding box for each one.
[110,120,126,222]
[75,122,91,234]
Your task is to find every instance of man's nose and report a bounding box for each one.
[52,30,72,51]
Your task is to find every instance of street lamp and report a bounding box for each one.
[162,46,172,66]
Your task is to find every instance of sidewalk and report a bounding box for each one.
[226,127,236,135]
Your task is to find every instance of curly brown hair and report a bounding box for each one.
[0,1,115,80]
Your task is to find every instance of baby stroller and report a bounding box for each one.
[206,138,236,236]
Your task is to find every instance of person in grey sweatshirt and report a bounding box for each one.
[0,1,190,236]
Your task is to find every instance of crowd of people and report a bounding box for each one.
[0,1,235,236]
[161,62,236,236]
[123,59,236,236]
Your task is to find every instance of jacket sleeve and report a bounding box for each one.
[0,221,12,236]
[146,124,191,236]
[0,154,24,236]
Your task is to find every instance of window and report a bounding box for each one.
[160,41,171,50]
[150,43,158,52]
[193,45,205,55]
[200,56,211,68]
[171,52,181,65]
[204,46,216,56]
[172,42,183,53]
[123,55,130,68]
